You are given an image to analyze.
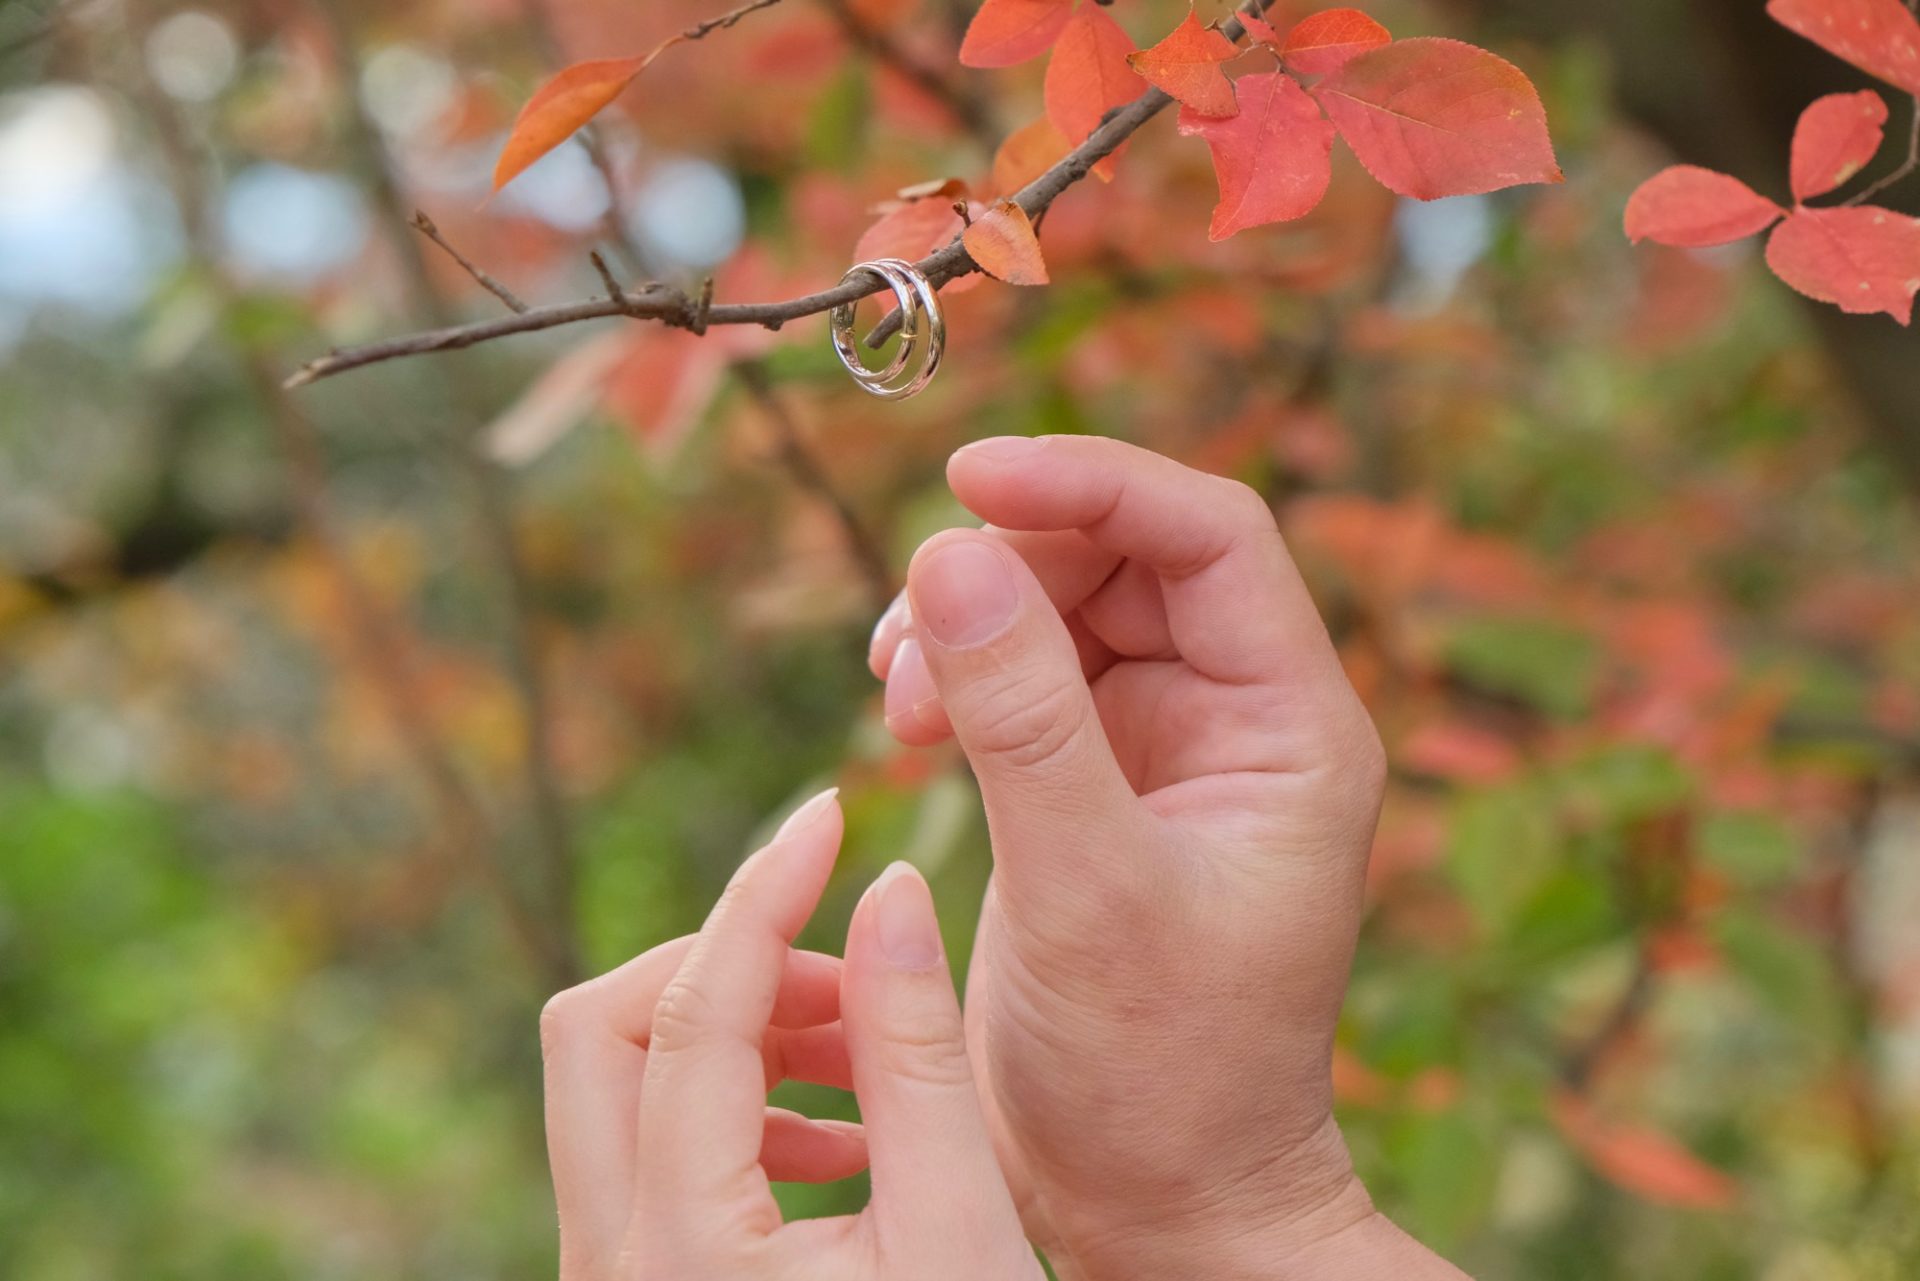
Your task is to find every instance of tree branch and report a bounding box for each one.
[283,0,1302,388]
[413,211,528,312]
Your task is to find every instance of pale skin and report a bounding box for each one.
[543,437,1469,1279]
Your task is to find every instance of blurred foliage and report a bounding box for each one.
[2,0,1920,1278]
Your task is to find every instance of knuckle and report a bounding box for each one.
[967,672,1086,772]
[1215,476,1278,531]
[648,977,722,1055]
[876,1021,976,1089]
[539,985,592,1057]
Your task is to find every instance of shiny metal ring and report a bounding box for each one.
[828,258,944,401]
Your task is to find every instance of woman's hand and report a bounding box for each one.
[539,789,1043,1281]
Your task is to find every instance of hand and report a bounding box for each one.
[539,789,1043,1281]
[871,437,1461,1279]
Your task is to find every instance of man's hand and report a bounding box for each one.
[871,437,1462,1279]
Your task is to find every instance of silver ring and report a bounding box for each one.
[828,258,944,401]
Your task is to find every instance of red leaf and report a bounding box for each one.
[1765,204,1920,323]
[855,198,967,263]
[1044,4,1147,145]
[962,199,1051,284]
[1767,0,1920,96]
[1624,166,1785,248]
[1178,71,1335,240]
[1282,7,1391,75]
[1128,9,1240,118]
[1313,38,1562,199]
[991,116,1074,195]
[1790,90,1889,202]
[1399,719,1521,783]
[1240,13,1283,46]
[959,0,1075,69]
[1551,1093,1739,1211]
[493,55,652,191]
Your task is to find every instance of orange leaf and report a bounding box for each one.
[1767,0,1920,96]
[855,198,967,263]
[959,0,1076,68]
[1128,9,1239,118]
[1044,4,1147,145]
[1281,7,1390,75]
[1313,37,1562,200]
[1765,204,1920,323]
[991,116,1073,195]
[1178,71,1335,240]
[493,54,653,192]
[1551,1093,1739,1211]
[1790,90,1888,202]
[1625,166,1785,248]
[962,199,1050,284]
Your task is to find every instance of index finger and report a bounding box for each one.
[947,435,1342,688]
[634,788,845,1227]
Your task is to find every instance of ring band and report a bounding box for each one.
[828,258,944,401]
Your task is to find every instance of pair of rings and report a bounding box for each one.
[828,258,944,401]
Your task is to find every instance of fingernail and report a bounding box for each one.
[912,540,1018,650]
[954,436,1042,465]
[868,595,910,673]
[873,861,942,969]
[774,786,840,842]
[883,637,941,730]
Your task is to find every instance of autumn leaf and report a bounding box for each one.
[1281,7,1391,75]
[1313,37,1562,200]
[855,198,968,263]
[493,55,653,192]
[1766,0,1920,96]
[959,0,1076,69]
[991,116,1074,196]
[1239,13,1283,47]
[1765,204,1920,323]
[1128,9,1239,118]
[1790,90,1889,202]
[1179,71,1336,240]
[1624,166,1786,248]
[1044,4,1147,145]
[963,199,1050,284]
[1551,1093,1739,1211]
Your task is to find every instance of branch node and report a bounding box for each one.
[693,277,715,335]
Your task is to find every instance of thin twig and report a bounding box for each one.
[1845,94,1920,205]
[413,211,529,312]
[735,359,893,607]
[683,0,787,42]
[589,249,629,307]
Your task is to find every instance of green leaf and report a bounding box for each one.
[1446,617,1599,719]
[1447,785,1559,933]
[1698,811,1800,886]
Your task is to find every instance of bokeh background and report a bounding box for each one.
[4,0,1919,1276]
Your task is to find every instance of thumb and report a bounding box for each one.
[841,862,1026,1248]
[904,530,1139,896]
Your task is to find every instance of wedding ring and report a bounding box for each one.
[828,258,944,401]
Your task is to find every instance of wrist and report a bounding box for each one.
[1049,1116,1375,1281]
